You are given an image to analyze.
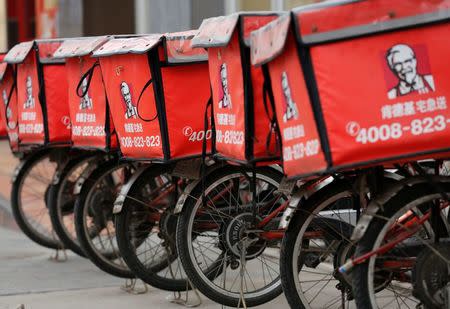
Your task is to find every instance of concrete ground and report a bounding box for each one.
[0,211,288,309]
[0,141,289,309]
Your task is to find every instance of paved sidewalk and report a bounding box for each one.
[0,142,18,199]
[0,141,288,308]
[0,141,18,230]
[0,226,122,295]
[0,226,288,309]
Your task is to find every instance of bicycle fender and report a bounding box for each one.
[279,176,334,229]
[174,179,200,214]
[112,165,152,214]
[351,175,450,242]
[173,162,225,215]
[279,171,402,230]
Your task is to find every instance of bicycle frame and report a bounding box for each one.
[342,176,450,274]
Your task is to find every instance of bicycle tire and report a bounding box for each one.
[11,148,63,249]
[74,159,135,278]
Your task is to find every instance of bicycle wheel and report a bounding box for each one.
[115,164,189,291]
[176,166,285,307]
[352,180,450,308]
[48,153,102,257]
[74,159,136,278]
[280,180,358,309]
[11,148,63,249]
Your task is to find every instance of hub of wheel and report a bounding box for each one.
[413,243,450,308]
[159,210,178,253]
[224,213,267,259]
[333,241,355,288]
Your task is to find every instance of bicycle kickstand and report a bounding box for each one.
[49,248,68,262]
[48,231,68,262]
[168,280,202,308]
[166,255,202,307]
[121,278,148,295]
[446,264,450,309]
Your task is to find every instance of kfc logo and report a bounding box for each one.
[61,116,71,129]
[281,72,298,123]
[79,77,93,110]
[386,44,435,99]
[218,63,232,109]
[24,76,35,109]
[120,82,137,119]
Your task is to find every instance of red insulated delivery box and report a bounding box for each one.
[191,12,283,165]
[4,40,71,146]
[53,36,118,151]
[0,60,19,152]
[0,54,9,139]
[93,32,211,162]
[251,0,450,178]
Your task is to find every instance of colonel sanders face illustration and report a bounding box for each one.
[120,82,137,119]
[2,90,7,106]
[386,44,435,99]
[79,77,93,110]
[2,90,11,119]
[2,89,12,126]
[2,90,11,120]
[281,72,298,123]
[24,76,35,109]
[218,63,232,109]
